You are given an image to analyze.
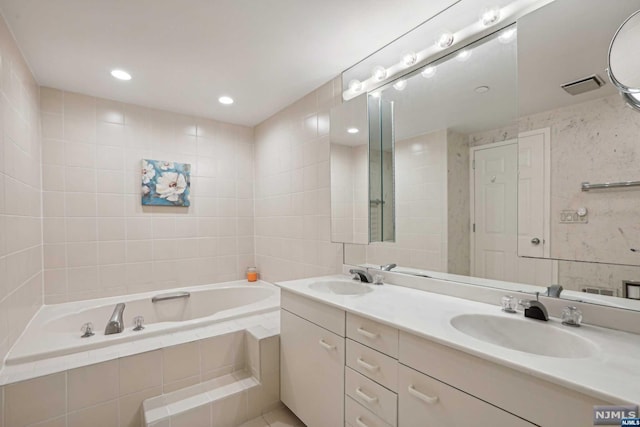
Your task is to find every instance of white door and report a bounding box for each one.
[472,139,556,286]
[473,143,519,282]
[518,128,550,258]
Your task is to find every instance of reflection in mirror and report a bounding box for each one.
[368,95,395,242]
[344,0,640,311]
[330,94,369,244]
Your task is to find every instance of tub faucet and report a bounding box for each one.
[105,303,126,335]
[546,284,563,298]
[349,269,373,283]
[381,263,397,271]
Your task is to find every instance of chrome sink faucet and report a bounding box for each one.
[349,269,373,283]
[381,263,397,271]
[105,303,126,335]
[546,284,563,298]
[519,293,549,321]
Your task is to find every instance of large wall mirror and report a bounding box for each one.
[335,0,640,311]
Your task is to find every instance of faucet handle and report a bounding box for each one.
[133,316,145,331]
[501,295,517,313]
[81,322,95,338]
[561,306,583,327]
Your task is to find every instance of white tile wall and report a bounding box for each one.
[0,13,43,363]
[364,130,449,271]
[41,88,256,303]
[253,78,343,282]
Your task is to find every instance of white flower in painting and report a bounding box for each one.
[159,161,174,170]
[141,160,156,184]
[142,185,150,195]
[155,172,187,202]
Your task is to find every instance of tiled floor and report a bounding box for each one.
[240,406,306,427]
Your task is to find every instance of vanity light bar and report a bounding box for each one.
[342,0,554,101]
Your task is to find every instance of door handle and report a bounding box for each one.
[531,237,541,245]
[318,339,336,351]
[355,387,378,404]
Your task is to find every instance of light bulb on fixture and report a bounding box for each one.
[348,79,363,92]
[437,32,454,49]
[347,127,359,134]
[402,52,417,67]
[456,49,472,61]
[499,27,517,43]
[421,66,437,78]
[393,79,407,91]
[372,66,388,81]
[481,8,501,26]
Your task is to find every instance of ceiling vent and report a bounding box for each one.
[561,74,606,95]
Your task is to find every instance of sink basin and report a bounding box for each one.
[308,280,373,295]
[450,314,598,358]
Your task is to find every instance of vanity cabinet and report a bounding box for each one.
[280,290,612,427]
[280,291,346,427]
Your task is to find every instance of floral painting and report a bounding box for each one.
[141,159,191,206]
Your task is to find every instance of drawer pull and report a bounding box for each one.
[356,327,379,339]
[356,357,380,372]
[408,385,439,404]
[355,387,379,404]
[355,416,370,427]
[318,339,336,351]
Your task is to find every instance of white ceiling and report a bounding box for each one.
[0,0,460,126]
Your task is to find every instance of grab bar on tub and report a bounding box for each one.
[151,291,191,303]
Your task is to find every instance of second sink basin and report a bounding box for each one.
[450,314,598,358]
[308,280,373,295]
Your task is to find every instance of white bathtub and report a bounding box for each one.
[5,280,279,366]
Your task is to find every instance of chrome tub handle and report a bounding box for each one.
[151,291,191,303]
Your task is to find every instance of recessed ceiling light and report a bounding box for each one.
[475,86,490,93]
[218,96,234,105]
[347,127,359,134]
[111,69,132,81]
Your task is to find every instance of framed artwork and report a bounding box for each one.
[141,159,191,207]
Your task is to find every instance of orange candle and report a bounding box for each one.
[247,267,258,282]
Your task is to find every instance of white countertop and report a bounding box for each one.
[275,274,640,405]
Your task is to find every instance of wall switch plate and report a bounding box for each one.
[560,210,588,224]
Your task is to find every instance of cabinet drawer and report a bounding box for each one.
[281,290,345,336]
[345,395,392,427]
[398,364,535,427]
[347,339,398,392]
[346,367,397,426]
[347,313,398,357]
